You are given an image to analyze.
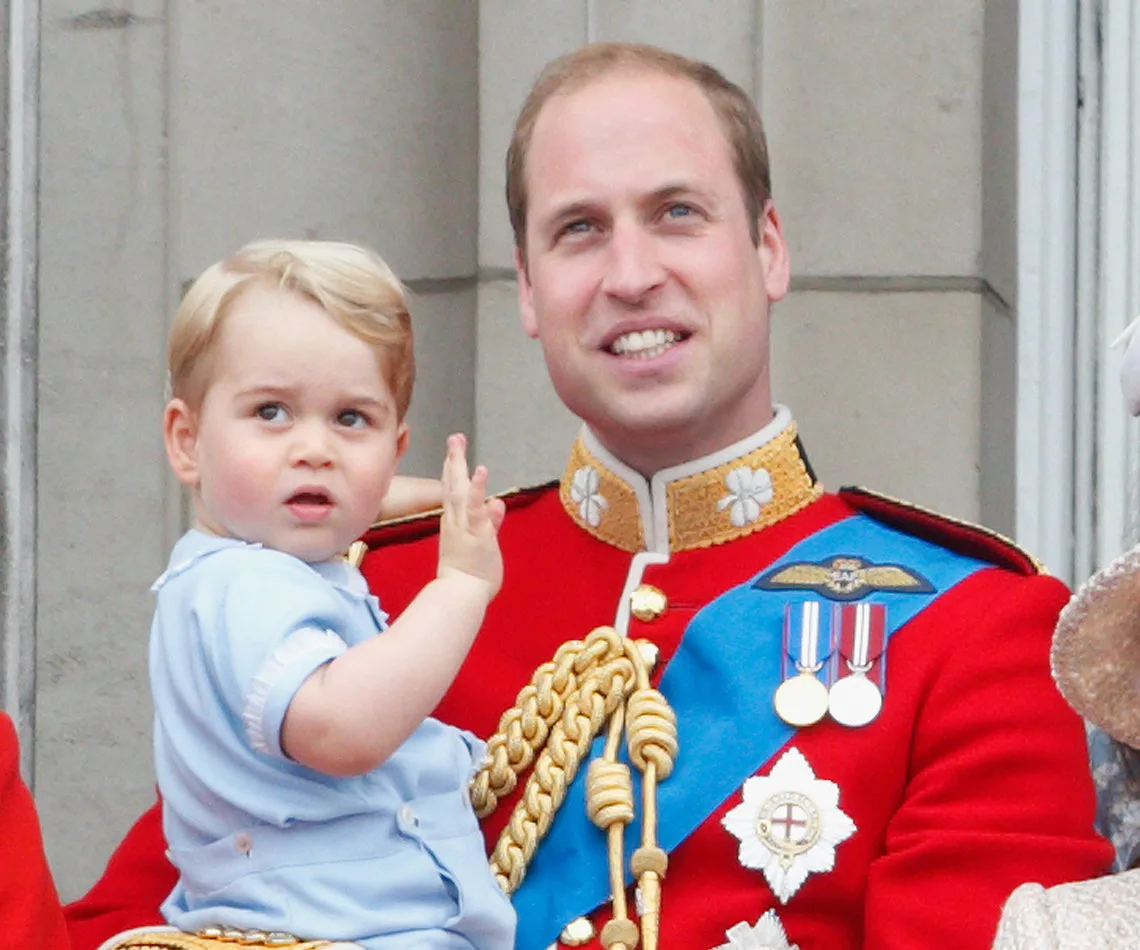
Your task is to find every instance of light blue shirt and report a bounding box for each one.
[150,530,515,949]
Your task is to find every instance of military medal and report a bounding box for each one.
[828,603,886,727]
[774,602,831,727]
[774,673,829,728]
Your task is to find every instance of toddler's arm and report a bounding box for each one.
[376,475,442,521]
[282,434,505,776]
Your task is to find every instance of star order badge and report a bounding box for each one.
[722,747,856,903]
[713,910,800,950]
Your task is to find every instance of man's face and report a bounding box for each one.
[517,68,790,474]
[166,284,408,563]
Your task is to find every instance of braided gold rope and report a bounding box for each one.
[478,626,678,950]
[470,628,630,818]
[489,632,638,894]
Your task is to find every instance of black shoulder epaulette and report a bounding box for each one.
[839,485,1045,576]
[360,479,558,549]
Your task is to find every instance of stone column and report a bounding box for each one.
[0,0,40,781]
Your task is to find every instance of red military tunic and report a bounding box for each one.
[66,411,1111,950]
[0,712,70,949]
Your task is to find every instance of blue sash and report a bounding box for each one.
[512,513,989,950]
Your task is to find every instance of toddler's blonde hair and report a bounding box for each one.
[170,239,415,419]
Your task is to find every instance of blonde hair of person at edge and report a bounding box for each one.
[991,319,1140,949]
[125,239,516,949]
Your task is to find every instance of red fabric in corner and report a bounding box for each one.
[0,712,71,949]
[62,794,172,949]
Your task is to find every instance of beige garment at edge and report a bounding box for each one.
[992,869,1140,950]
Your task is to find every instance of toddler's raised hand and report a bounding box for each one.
[437,433,505,598]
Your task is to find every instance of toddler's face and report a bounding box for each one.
[171,283,406,562]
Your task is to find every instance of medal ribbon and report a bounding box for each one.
[783,601,835,679]
[830,602,888,693]
[512,513,989,950]
[839,603,886,668]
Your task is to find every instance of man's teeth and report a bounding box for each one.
[609,329,681,359]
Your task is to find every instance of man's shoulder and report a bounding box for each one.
[361,479,560,551]
[837,485,1046,578]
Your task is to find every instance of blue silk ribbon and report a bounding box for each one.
[512,513,988,950]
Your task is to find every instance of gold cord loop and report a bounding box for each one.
[472,626,678,950]
[586,759,635,828]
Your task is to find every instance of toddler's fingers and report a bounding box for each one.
[487,497,506,534]
[441,434,471,524]
[466,465,489,527]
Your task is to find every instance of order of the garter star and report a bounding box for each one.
[713,909,800,950]
[721,747,856,903]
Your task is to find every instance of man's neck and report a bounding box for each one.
[588,413,780,480]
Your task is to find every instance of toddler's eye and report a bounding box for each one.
[255,403,287,423]
[337,409,368,429]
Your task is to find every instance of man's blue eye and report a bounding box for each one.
[666,204,693,219]
[256,404,286,423]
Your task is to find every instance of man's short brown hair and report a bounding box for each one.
[506,42,772,260]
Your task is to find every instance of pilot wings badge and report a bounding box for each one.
[753,555,934,602]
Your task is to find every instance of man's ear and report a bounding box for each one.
[164,398,200,487]
[757,201,791,304]
[516,247,539,339]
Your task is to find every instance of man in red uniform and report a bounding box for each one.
[0,712,70,948]
[66,43,1110,950]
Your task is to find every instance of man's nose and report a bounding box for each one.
[289,420,334,467]
[602,219,666,303]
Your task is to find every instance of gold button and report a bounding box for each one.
[559,916,596,946]
[630,584,668,622]
[636,639,660,673]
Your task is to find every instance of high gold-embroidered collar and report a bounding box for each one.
[559,406,823,554]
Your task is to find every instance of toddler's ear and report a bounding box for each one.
[396,422,410,463]
[164,398,200,487]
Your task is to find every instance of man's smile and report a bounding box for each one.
[607,328,687,359]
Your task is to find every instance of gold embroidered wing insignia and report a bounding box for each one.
[754,556,935,602]
[764,565,834,587]
[861,566,926,590]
